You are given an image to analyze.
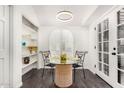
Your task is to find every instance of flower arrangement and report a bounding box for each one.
[60,53,67,64]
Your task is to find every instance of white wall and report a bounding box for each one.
[88,23,98,73]
[11,5,39,88]
[38,26,89,68]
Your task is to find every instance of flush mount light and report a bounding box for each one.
[56,11,73,22]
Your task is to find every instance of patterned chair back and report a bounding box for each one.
[40,51,50,65]
[75,51,88,64]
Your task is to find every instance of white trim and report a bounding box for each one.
[9,5,14,88]
[90,5,120,27]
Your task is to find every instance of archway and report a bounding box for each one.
[49,29,74,63]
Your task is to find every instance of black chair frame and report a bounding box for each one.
[40,51,55,81]
[73,51,88,82]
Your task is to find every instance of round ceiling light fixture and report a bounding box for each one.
[56,11,73,22]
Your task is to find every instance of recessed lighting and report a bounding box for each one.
[56,11,73,22]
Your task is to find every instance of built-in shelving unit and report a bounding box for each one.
[22,16,38,75]
[22,60,37,69]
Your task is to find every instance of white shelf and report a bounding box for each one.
[22,24,37,33]
[22,60,37,69]
[22,34,37,40]
[22,53,38,58]
[30,38,37,41]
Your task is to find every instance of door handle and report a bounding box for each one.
[112,52,116,55]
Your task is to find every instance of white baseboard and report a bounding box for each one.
[17,82,23,88]
[0,84,9,88]
[12,81,23,88]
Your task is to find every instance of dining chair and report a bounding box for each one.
[40,51,55,81]
[73,51,88,82]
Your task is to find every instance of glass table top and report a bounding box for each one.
[49,55,79,64]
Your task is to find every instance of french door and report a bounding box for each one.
[0,6,9,87]
[116,7,124,87]
[97,18,110,83]
[97,6,124,88]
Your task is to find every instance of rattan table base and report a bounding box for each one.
[55,64,73,88]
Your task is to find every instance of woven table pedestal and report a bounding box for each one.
[55,64,73,88]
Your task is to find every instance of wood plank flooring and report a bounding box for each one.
[21,69,112,88]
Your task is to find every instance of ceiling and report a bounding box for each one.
[33,5,113,27]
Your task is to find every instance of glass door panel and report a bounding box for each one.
[97,19,109,76]
[99,53,102,61]
[118,55,124,70]
[98,62,102,71]
[98,23,101,32]
[118,70,124,86]
[103,31,109,41]
[97,23,103,72]
[117,26,124,39]
[117,8,124,24]
[103,19,109,30]
[103,54,109,64]
[99,43,102,51]
[117,40,124,54]
[103,19,109,76]
[98,33,102,42]
[103,42,109,52]
[104,64,109,76]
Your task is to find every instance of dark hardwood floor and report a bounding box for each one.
[21,69,112,88]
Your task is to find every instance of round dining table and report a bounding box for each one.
[50,56,78,88]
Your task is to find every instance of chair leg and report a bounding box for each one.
[73,68,76,82]
[82,68,86,79]
[42,67,45,78]
[51,67,54,82]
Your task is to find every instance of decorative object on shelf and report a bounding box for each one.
[23,57,30,64]
[27,46,38,54]
[56,10,73,22]
[22,41,26,46]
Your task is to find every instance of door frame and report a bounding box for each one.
[9,5,14,88]
[0,5,10,88]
